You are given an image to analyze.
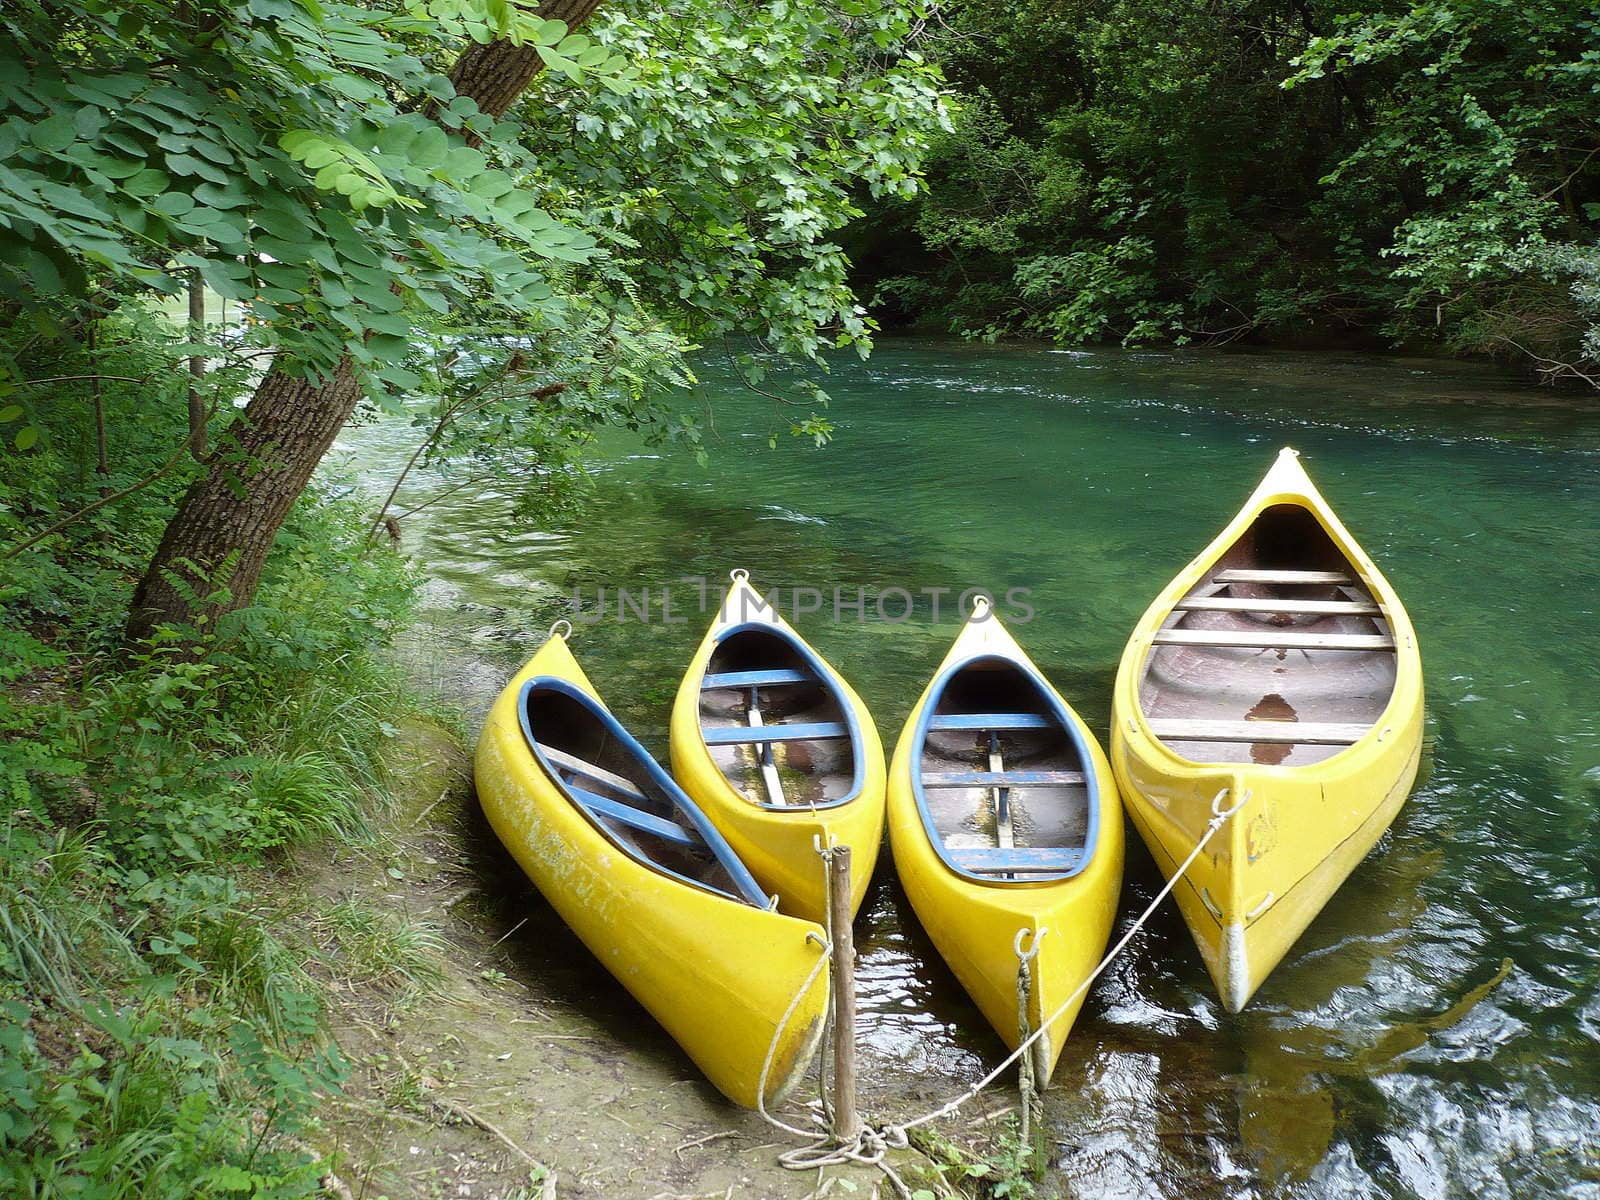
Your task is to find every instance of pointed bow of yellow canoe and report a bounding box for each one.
[670,576,886,924]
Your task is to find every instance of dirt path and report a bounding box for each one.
[297,719,943,1200]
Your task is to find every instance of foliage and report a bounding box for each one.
[0,0,628,404]
[906,1121,1037,1199]
[1285,0,1600,378]
[1,0,950,480]
[851,0,1600,381]
[0,313,424,1195]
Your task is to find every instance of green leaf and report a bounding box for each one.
[14,426,39,451]
[28,115,76,153]
[152,192,196,218]
[124,168,170,197]
[0,405,22,423]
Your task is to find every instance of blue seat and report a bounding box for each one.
[921,769,1085,788]
[947,847,1081,875]
[701,668,814,689]
[565,784,697,849]
[701,721,849,745]
[929,712,1054,732]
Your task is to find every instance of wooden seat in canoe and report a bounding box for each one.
[1212,568,1353,585]
[539,744,651,798]
[921,769,1087,787]
[1152,629,1395,651]
[1175,596,1381,615]
[701,721,849,745]
[1147,719,1370,745]
[946,847,1082,875]
[701,667,814,689]
[928,712,1054,732]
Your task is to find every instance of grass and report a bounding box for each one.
[313,898,449,998]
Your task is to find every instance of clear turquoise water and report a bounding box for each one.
[337,342,1600,1197]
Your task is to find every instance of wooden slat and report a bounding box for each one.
[539,745,649,802]
[1175,596,1380,616]
[1213,568,1352,585]
[701,668,812,690]
[1147,718,1371,745]
[1153,629,1394,651]
[921,770,1087,788]
[702,721,849,745]
[566,785,697,848]
[745,693,787,808]
[948,847,1081,875]
[929,712,1053,732]
[989,735,1013,850]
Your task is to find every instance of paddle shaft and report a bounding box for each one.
[827,846,860,1142]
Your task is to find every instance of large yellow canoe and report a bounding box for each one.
[474,628,829,1108]
[887,600,1124,1083]
[670,571,886,924]
[1110,447,1423,1012]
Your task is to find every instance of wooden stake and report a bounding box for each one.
[827,846,860,1142]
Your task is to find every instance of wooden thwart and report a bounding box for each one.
[921,769,1086,788]
[539,744,649,801]
[1147,718,1371,745]
[929,712,1053,732]
[702,721,848,745]
[1153,628,1394,651]
[701,667,813,690]
[1213,568,1353,585]
[948,847,1080,875]
[1175,596,1380,616]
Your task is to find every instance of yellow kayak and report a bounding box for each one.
[670,570,886,924]
[474,626,829,1108]
[1111,448,1424,1012]
[887,599,1124,1083]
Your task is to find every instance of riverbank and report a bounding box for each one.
[308,704,1038,1199]
[334,342,1600,1199]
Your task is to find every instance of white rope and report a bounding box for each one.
[893,785,1247,1134]
[753,785,1249,1188]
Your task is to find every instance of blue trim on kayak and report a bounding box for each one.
[701,621,867,812]
[517,677,769,907]
[910,652,1101,885]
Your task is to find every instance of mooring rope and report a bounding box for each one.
[753,785,1248,1190]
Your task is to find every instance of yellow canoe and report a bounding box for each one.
[1110,447,1423,1012]
[474,628,829,1109]
[670,571,886,924]
[887,600,1124,1083]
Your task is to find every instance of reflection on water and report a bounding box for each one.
[335,342,1600,1197]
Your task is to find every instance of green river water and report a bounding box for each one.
[339,342,1600,1198]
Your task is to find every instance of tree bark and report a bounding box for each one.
[449,0,604,120]
[124,2,603,646]
[126,362,363,641]
[187,270,207,460]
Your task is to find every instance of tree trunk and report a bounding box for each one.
[449,0,604,120]
[124,1,603,646]
[187,271,207,460]
[126,362,362,642]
